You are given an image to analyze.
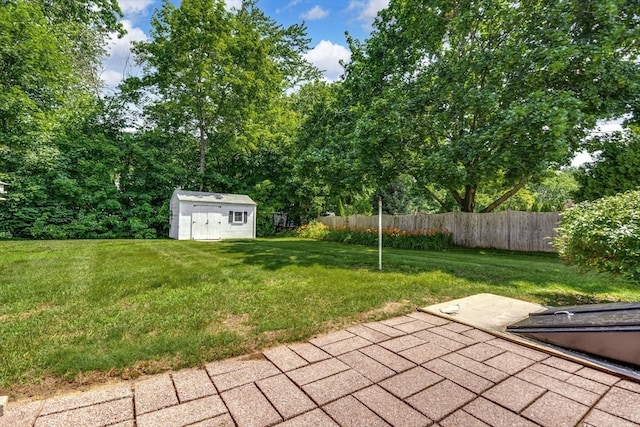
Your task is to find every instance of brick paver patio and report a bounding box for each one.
[2,309,640,427]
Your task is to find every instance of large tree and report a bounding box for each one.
[343,0,640,212]
[128,0,317,191]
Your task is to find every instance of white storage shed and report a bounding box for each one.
[169,190,257,240]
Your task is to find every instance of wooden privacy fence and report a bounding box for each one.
[318,211,562,253]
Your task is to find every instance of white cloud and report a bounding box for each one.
[225,0,242,11]
[118,0,155,16]
[101,20,148,91]
[304,40,351,82]
[348,0,389,29]
[300,5,329,21]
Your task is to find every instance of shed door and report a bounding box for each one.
[191,207,221,240]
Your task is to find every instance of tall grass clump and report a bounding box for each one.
[294,221,452,250]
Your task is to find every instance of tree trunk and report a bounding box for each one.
[451,185,477,212]
[198,121,206,192]
[480,176,530,213]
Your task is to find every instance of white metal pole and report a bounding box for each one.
[378,196,382,271]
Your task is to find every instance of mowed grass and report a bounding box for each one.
[0,238,637,396]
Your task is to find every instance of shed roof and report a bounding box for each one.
[173,190,256,205]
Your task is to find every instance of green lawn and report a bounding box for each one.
[0,238,636,396]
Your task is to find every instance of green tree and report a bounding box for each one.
[128,0,317,191]
[0,0,124,238]
[575,130,640,201]
[343,0,640,212]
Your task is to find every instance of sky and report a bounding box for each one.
[101,0,390,90]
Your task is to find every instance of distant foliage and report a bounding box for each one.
[554,190,640,283]
[294,221,453,250]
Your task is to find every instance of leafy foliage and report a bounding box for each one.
[293,220,453,250]
[554,190,640,283]
[342,0,640,212]
[575,130,640,201]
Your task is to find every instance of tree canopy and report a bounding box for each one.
[342,0,640,212]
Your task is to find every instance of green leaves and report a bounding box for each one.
[343,0,640,212]
[555,190,640,283]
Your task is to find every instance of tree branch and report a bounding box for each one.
[480,175,530,213]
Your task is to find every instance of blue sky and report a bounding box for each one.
[102,0,389,89]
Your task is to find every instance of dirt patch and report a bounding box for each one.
[3,357,183,403]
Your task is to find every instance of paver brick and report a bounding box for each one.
[264,346,309,372]
[320,336,372,356]
[541,356,583,373]
[440,322,473,333]
[286,358,350,386]
[347,324,392,343]
[287,343,331,363]
[566,374,610,395]
[461,328,495,342]
[189,413,236,426]
[275,408,339,426]
[407,380,475,421]
[522,391,589,427]
[136,395,227,427]
[530,362,573,380]
[594,386,640,424]
[354,385,431,427]
[34,397,133,427]
[484,351,537,375]
[482,376,545,412]
[256,374,316,420]
[379,335,425,353]
[394,320,432,334]
[379,366,443,399]
[221,383,282,427]
[211,359,280,392]
[463,397,539,427]
[362,321,407,338]
[309,330,354,347]
[486,338,549,361]
[412,330,466,351]
[429,326,477,345]
[409,311,450,326]
[172,369,217,403]
[40,383,132,415]
[359,344,416,373]
[575,367,621,386]
[517,367,600,406]
[618,380,640,393]
[381,316,415,326]
[205,358,263,377]
[582,409,640,427]
[399,343,451,365]
[323,396,390,427]
[442,353,508,383]
[134,374,178,415]
[0,401,42,427]
[338,350,396,382]
[456,342,505,362]
[440,410,490,427]
[424,359,493,394]
[302,369,372,405]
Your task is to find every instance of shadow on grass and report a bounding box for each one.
[214,238,638,305]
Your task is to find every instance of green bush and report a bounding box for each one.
[554,190,640,283]
[294,222,453,250]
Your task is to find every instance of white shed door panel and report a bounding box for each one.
[191,207,221,240]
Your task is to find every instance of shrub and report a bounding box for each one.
[295,222,453,251]
[293,220,330,239]
[554,190,640,283]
